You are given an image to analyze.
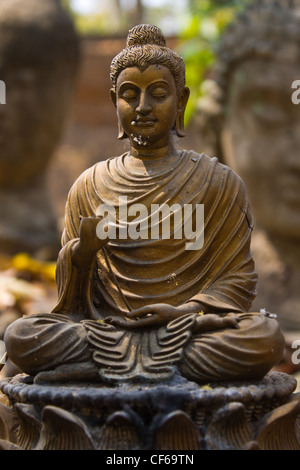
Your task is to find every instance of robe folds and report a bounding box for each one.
[55,150,258,316]
[4,151,285,383]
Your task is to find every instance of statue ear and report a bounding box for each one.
[110,88,117,107]
[175,87,190,138]
[117,123,128,140]
[110,88,128,140]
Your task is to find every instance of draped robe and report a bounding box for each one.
[56,150,257,315]
[4,151,285,383]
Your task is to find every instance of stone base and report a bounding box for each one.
[0,371,299,450]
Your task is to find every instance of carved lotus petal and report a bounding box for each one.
[35,405,94,450]
[0,438,22,450]
[153,410,200,450]
[97,410,142,450]
[206,402,254,450]
[0,401,19,444]
[254,396,300,450]
[14,403,41,450]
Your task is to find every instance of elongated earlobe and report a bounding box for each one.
[118,123,127,140]
[175,112,186,137]
[110,88,127,139]
[176,87,190,138]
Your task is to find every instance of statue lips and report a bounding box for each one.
[135,118,157,127]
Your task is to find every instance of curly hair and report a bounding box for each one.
[110,24,186,94]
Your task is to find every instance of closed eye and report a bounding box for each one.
[120,88,139,101]
[150,86,168,100]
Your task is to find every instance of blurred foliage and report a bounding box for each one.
[60,0,108,35]
[60,0,145,36]
[178,0,252,122]
[11,253,56,283]
[73,14,110,35]
[0,253,57,324]
[60,0,73,16]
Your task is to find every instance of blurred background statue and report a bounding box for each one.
[0,0,79,259]
[199,0,300,369]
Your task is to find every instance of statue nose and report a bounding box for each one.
[136,92,152,114]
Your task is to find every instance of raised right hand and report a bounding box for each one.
[72,216,110,269]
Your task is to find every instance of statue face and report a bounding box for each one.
[112,64,178,149]
[222,59,300,240]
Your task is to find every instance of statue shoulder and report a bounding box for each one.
[218,160,249,203]
[207,153,249,198]
[67,157,118,200]
[188,150,250,208]
[188,150,245,186]
[70,161,105,189]
[211,156,253,224]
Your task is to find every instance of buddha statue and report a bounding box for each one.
[0,0,79,257]
[213,0,300,368]
[3,24,285,385]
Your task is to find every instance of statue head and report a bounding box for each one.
[110,24,190,142]
[0,0,79,189]
[215,0,300,243]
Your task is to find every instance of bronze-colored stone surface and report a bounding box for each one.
[0,371,299,450]
[0,22,298,451]
[2,24,285,386]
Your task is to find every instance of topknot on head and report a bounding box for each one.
[126,24,166,48]
[110,23,186,95]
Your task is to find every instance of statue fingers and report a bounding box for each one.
[105,316,138,329]
[107,313,162,329]
[127,314,162,328]
[126,306,153,319]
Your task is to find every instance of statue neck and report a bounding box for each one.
[126,141,182,175]
[129,142,174,160]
